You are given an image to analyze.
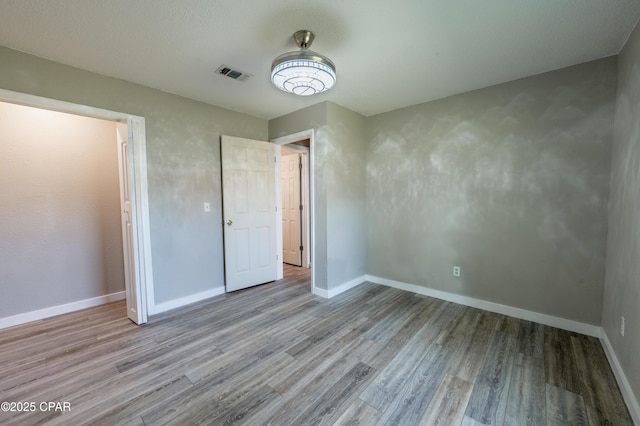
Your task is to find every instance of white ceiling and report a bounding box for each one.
[1,1,639,120]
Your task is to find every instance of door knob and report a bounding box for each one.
[226,219,233,226]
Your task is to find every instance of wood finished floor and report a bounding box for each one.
[0,265,632,425]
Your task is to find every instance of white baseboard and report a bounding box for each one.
[313,275,367,299]
[365,275,601,337]
[149,287,225,315]
[0,291,126,330]
[601,331,640,425]
[313,287,329,298]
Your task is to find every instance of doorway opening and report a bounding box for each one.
[272,130,315,292]
[0,89,152,327]
[281,142,310,268]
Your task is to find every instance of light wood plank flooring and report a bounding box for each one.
[0,265,632,425]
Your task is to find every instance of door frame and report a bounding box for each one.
[272,129,315,292]
[0,88,153,324]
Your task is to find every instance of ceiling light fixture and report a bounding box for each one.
[271,30,336,96]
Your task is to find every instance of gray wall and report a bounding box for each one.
[603,19,640,407]
[366,58,617,325]
[326,103,367,287]
[269,102,367,291]
[0,102,123,317]
[0,46,267,308]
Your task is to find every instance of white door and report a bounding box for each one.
[117,122,146,324]
[282,153,302,266]
[222,136,278,292]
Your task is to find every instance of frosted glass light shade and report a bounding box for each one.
[271,50,336,96]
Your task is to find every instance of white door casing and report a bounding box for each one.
[272,130,314,289]
[222,136,279,292]
[300,152,310,268]
[117,121,147,324]
[282,153,302,266]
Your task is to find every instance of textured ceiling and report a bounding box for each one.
[0,1,639,119]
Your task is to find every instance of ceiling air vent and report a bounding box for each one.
[216,65,252,82]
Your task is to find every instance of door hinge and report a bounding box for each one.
[299,205,303,210]
[299,163,303,170]
[300,245,303,251]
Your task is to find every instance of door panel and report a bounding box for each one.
[222,136,278,292]
[231,170,249,212]
[281,153,302,266]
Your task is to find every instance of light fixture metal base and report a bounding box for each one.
[293,30,315,49]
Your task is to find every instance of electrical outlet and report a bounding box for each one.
[453,266,461,277]
[621,316,625,336]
